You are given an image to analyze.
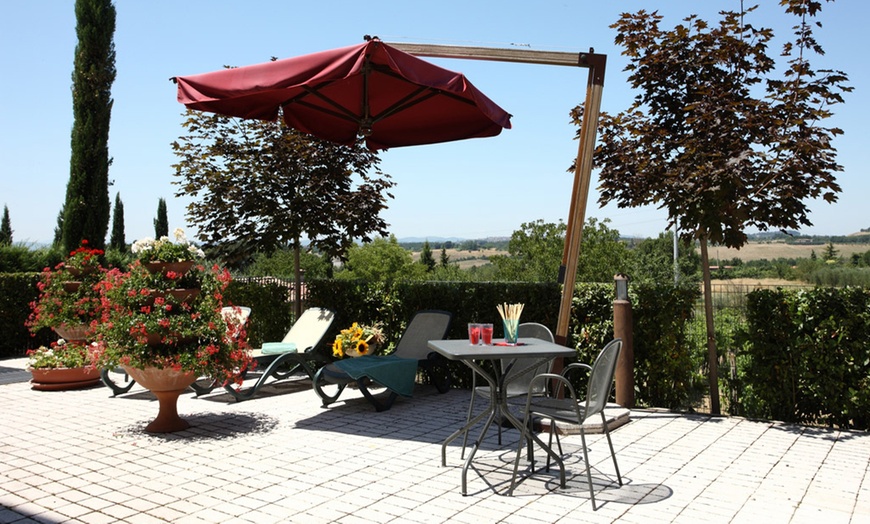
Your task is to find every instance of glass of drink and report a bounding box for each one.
[468,323,481,345]
[481,323,494,345]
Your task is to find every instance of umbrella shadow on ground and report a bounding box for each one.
[113,411,280,442]
[479,442,673,506]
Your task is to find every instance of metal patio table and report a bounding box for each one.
[427,338,576,495]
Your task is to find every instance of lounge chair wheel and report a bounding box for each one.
[100,367,136,396]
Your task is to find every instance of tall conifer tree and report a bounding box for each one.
[109,192,125,251]
[61,0,116,252]
[0,206,12,246]
[154,198,169,238]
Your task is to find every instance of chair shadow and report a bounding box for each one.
[475,443,673,507]
[194,376,314,403]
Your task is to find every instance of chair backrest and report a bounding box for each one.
[281,307,336,351]
[393,310,453,361]
[502,322,556,396]
[583,338,622,420]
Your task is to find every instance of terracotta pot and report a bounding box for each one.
[30,367,100,391]
[65,266,96,278]
[53,324,90,343]
[121,366,198,433]
[138,288,201,308]
[63,281,82,293]
[144,261,195,277]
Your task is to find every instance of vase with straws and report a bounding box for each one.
[497,302,524,345]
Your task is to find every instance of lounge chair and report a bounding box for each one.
[312,310,453,412]
[223,307,335,401]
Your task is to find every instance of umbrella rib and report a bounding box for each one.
[290,99,361,125]
[282,84,361,123]
[370,87,437,123]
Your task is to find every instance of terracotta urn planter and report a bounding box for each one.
[121,366,198,433]
[30,367,100,391]
[53,324,91,343]
[144,261,195,277]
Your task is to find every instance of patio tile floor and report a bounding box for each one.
[1,356,868,523]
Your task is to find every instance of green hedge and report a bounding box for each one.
[0,273,55,356]
[224,280,295,347]
[305,279,701,407]
[0,275,702,409]
[740,287,870,429]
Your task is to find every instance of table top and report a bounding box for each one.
[427,338,575,361]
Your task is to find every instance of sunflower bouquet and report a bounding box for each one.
[332,322,385,358]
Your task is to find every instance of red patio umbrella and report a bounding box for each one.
[175,37,512,150]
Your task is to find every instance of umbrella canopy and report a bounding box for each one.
[175,38,512,150]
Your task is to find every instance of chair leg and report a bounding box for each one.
[579,426,598,510]
[545,419,562,472]
[312,366,347,407]
[600,411,623,486]
[357,380,398,412]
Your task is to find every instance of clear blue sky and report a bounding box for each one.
[1,1,866,245]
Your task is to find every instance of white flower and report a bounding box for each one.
[188,245,206,258]
[173,228,187,243]
[131,237,156,254]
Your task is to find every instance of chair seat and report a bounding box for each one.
[526,397,588,424]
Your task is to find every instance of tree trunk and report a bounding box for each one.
[293,239,302,320]
[699,235,721,415]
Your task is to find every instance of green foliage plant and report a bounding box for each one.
[27,340,96,370]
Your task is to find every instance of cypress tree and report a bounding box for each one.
[154,198,169,238]
[0,206,12,246]
[53,209,64,248]
[109,192,125,251]
[420,240,435,272]
[61,0,116,253]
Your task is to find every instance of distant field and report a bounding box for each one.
[410,240,870,268]
[412,247,501,269]
[705,242,869,262]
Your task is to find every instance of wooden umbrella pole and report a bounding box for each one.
[387,42,607,349]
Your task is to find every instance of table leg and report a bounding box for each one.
[505,407,565,495]
[441,407,491,466]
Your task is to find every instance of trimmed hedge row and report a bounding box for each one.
[304,279,701,407]
[740,287,870,429]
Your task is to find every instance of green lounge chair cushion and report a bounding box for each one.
[333,355,418,398]
[261,342,297,355]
